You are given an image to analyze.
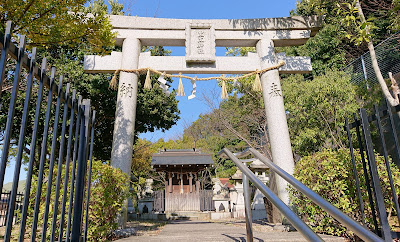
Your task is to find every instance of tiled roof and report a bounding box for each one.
[151,149,214,165]
[219,178,234,189]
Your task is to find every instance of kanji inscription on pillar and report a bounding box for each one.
[269,82,282,97]
[120,82,133,98]
[185,23,216,63]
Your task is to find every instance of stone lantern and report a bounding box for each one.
[250,159,270,220]
[230,168,245,218]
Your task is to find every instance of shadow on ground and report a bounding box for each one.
[222,233,265,242]
[128,220,167,236]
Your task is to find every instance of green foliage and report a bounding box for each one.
[282,70,360,156]
[390,0,400,31]
[335,0,378,45]
[283,24,348,76]
[290,0,399,75]
[0,0,119,54]
[290,148,400,238]
[86,160,129,241]
[136,77,180,134]
[16,160,129,241]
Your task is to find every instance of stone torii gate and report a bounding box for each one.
[84,15,322,210]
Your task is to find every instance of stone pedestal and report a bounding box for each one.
[233,182,245,218]
[251,189,268,220]
[213,198,230,212]
[138,198,154,214]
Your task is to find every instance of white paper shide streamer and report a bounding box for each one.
[188,78,197,100]
[157,74,170,97]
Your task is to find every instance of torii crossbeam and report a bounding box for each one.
[84,15,322,223]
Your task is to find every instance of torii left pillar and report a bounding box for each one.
[112,38,141,226]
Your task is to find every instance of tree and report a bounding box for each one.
[282,70,361,156]
[0,0,118,54]
[351,0,400,108]
[292,0,400,107]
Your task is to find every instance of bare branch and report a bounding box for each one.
[153,0,161,18]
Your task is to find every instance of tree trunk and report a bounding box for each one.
[356,0,399,108]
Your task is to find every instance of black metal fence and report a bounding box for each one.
[345,100,400,241]
[0,21,95,241]
[0,191,23,227]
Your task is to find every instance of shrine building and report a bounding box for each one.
[151,149,214,212]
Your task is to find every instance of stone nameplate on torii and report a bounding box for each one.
[83,15,322,225]
[185,23,216,63]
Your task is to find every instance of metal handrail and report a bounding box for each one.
[222,148,324,242]
[248,148,384,242]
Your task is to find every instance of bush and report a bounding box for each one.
[282,71,360,156]
[290,148,400,238]
[16,159,129,241]
[86,160,130,241]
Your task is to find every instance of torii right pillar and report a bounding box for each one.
[257,39,294,210]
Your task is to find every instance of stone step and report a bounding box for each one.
[166,211,211,220]
[169,215,199,221]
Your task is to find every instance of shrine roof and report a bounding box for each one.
[151,149,214,166]
[219,178,234,189]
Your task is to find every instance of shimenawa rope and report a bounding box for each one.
[109,61,285,90]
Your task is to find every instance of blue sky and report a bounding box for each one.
[125,0,299,142]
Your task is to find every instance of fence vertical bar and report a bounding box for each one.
[40,76,64,241]
[84,110,96,242]
[360,108,392,241]
[354,113,379,233]
[49,83,71,241]
[3,47,36,242]
[66,96,82,242]
[31,67,56,242]
[0,21,12,98]
[0,35,26,194]
[385,99,400,167]
[71,107,85,242]
[345,118,366,225]
[243,173,253,242]
[374,105,400,225]
[360,113,382,236]
[58,90,76,242]
[71,100,90,241]
[18,58,47,241]
[360,55,369,89]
